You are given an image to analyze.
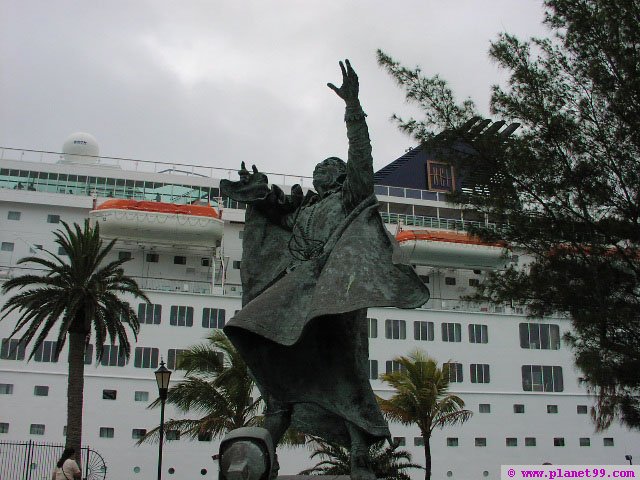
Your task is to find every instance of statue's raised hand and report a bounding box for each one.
[327,60,359,104]
[238,161,267,185]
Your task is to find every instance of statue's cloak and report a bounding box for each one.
[221,178,429,446]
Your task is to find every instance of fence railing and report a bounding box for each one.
[0,440,106,480]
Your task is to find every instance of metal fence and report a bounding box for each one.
[0,441,106,480]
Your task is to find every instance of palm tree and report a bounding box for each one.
[140,330,262,442]
[0,219,147,464]
[299,438,421,480]
[378,350,472,480]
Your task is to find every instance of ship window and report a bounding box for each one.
[166,430,181,441]
[57,246,68,256]
[233,260,241,269]
[1,338,26,360]
[385,360,406,374]
[170,305,194,327]
[174,256,187,265]
[519,323,560,349]
[0,384,14,394]
[239,230,244,239]
[414,437,424,446]
[100,345,127,367]
[469,278,480,287]
[0,423,8,433]
[201,257,211,267]
[47,214,60,224]
[132,429,147,440]
[83,344,93,365]
[522,365,563,392]
[579,437,590,447]
[30,244,43,254]
[468,324,488,343]
[167,349,187,370]
[138,303,162,325]
[506,437,518,447]
[198,431,213,442]
[7,211,21,220]
[577,405,588,414]
[134,391,149,402]
[473,269,482,274]
[34,341,59,363]
[119,251,132,261]
[367,318,377,338]
[513,404,525,413]
[34,385,49,396]
[99,427,114,438]
[603,438,614,446]
[202,308,225,329]
[145,253,159,263]
[553,437,565,447]
[369,360,378,380]
[446,437,458,447]
[475,437,487,447]
[30,424,46,435]
[134,347,159,368]
[418,275,429,284]
[441,322,461,342]
[479,403,491,413]
[102,389,117,400]
[547,404,558,414]
[1,242,14,252]
[444,362,463,383]
[470,364,490,383]
[525,437,536,446]
[385,319,406,339]
[414,321,434,341]
[445,276,456,285]
[393,437,406,446]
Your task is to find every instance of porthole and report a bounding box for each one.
[201,469,208,475]
[168,467,175,474]
[447,471,453,477]
[133,466,141,473]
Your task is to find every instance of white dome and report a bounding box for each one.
[60,132,100,164]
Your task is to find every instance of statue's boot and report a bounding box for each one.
[264,401,292,480]
[347,423,376,480]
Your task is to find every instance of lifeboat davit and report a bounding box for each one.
[396,229,509,270]
[90,199,224,246]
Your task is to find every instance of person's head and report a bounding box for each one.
[57,447,75,468]
[313,157,346,196]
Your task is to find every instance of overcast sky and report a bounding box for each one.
[0,1,549,179]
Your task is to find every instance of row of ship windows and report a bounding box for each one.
[0,340,193,370]
[0,383,589,416]
[0,383,587,419]
[372,361,565,392]
[370,318,562,350]
[0,422,617,449]
[396,436,615,448]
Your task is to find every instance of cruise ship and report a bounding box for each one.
[0,133,638,480]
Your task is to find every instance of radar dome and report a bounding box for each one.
[60,132,100,164]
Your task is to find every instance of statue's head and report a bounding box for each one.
[313,157,346,196]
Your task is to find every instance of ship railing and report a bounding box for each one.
[420,298,526,315]
[3,147,472,205]
[381,212,497,231]
[129,276,215,295]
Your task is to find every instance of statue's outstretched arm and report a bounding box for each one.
[328,60,374,210]
[220,162,301,229]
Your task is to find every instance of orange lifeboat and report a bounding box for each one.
[396,229,510,270]
[90,199,224,246]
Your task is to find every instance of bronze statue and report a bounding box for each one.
[220,60,429,480]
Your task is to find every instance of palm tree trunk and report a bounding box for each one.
[66,332,87,468]
[423,434,431,480]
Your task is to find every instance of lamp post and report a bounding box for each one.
[155,360,172,480]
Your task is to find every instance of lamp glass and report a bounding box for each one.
[155,361,172,390]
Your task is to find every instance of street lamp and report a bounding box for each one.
[155,360,172,480]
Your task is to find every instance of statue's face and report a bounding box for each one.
[313,159,345,195]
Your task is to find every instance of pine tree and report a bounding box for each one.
[377,0,640,429]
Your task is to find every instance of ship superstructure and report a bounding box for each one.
[0,135,638,479]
